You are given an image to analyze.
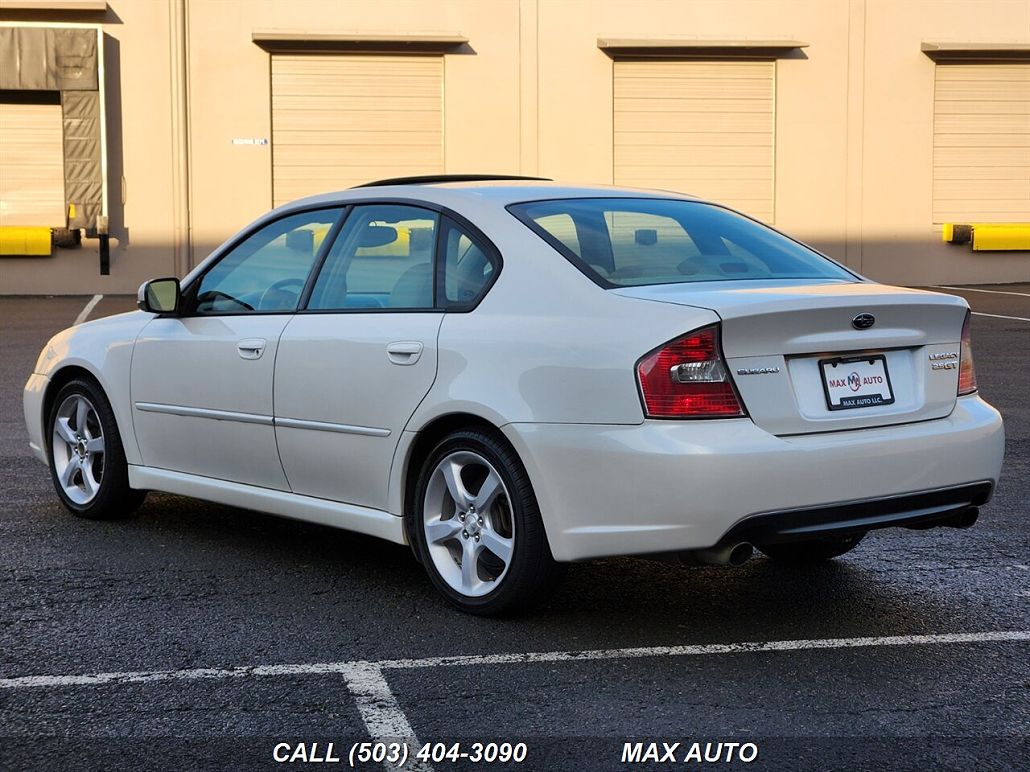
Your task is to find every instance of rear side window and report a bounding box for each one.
[509,198,855,287]
[307,204,439,310]
[439,217,497,309]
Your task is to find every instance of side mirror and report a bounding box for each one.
[137,277,181,314]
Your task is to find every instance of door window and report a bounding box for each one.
[192,208,343,314]
[439,217,498,308]
[307,204,439,310]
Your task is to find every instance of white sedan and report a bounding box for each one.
[23,177,1005,614]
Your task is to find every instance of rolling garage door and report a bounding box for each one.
[933,63,1030,223]
[0,98,65,227]
[614,60,776,222]
[271,55,443,206]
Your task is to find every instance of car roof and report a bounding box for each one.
[280,179,704,214]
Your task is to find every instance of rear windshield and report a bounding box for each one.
[508,198,855,287]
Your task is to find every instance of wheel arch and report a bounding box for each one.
[393,410,563,562]
[397,411,498,508]
[41,364,134,461]
[397,412,501,537]
[396,410,566,611]
[41,365,98,454]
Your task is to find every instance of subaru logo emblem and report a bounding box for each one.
[852,313,876,330]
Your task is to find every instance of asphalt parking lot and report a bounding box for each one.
[1,287,1028,771]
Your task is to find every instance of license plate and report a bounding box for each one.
[819,354,895,411]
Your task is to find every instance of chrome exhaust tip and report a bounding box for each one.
[681,542,754,567]
[726,542,756,566]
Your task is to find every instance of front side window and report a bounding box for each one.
[510,198,856,287]
[308,204,439,310]
[193,209,343,314]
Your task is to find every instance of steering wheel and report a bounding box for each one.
[196,289,254,311]
[259,277,306,310]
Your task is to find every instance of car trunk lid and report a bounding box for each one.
[614,280,969,435]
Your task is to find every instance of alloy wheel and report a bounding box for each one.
[51,394,106,505]
[422,450,515,597]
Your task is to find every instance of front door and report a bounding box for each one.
[130,207,344,488]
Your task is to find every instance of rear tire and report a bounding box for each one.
[46,378,146,520]
[758,533,865,563]
[410,429,564,615]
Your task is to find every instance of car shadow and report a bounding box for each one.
[93,490,988,655]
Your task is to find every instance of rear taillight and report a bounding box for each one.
[958,311,978,396]
[636,324,745,418]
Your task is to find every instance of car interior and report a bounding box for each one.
[518,200,855,287]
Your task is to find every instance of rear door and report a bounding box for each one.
[273,204,445,510]
[274,205,499,510]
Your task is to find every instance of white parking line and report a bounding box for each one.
[937,286,1030,298]
[2,631,1027,690]
[73,294,103,325]
[971,311,1030,322]
[377,630,1030,670]
[339,663,433,772]
[1,630,1026,772]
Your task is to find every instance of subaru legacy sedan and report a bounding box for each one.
[23,177,1004,614]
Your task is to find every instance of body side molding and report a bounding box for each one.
[134,402,391,437]
[134,402,273,425]
[275,416,391,437]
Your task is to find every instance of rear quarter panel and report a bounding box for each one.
[408,211,722,428]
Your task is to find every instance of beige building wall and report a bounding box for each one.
[859,0,1030,283]
[0,0,1027,294]
[185,0,523,263]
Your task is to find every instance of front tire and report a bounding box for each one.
[758,533,865,563]
[411,429,563,615]
[47,378,146,519]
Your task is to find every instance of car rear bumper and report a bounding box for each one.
[502,395,1005,561]
[716,481,991,547]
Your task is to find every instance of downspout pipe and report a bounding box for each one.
[169,0,192,277]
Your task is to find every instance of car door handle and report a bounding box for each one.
[386,341,423,365]
[237,338,266,360]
